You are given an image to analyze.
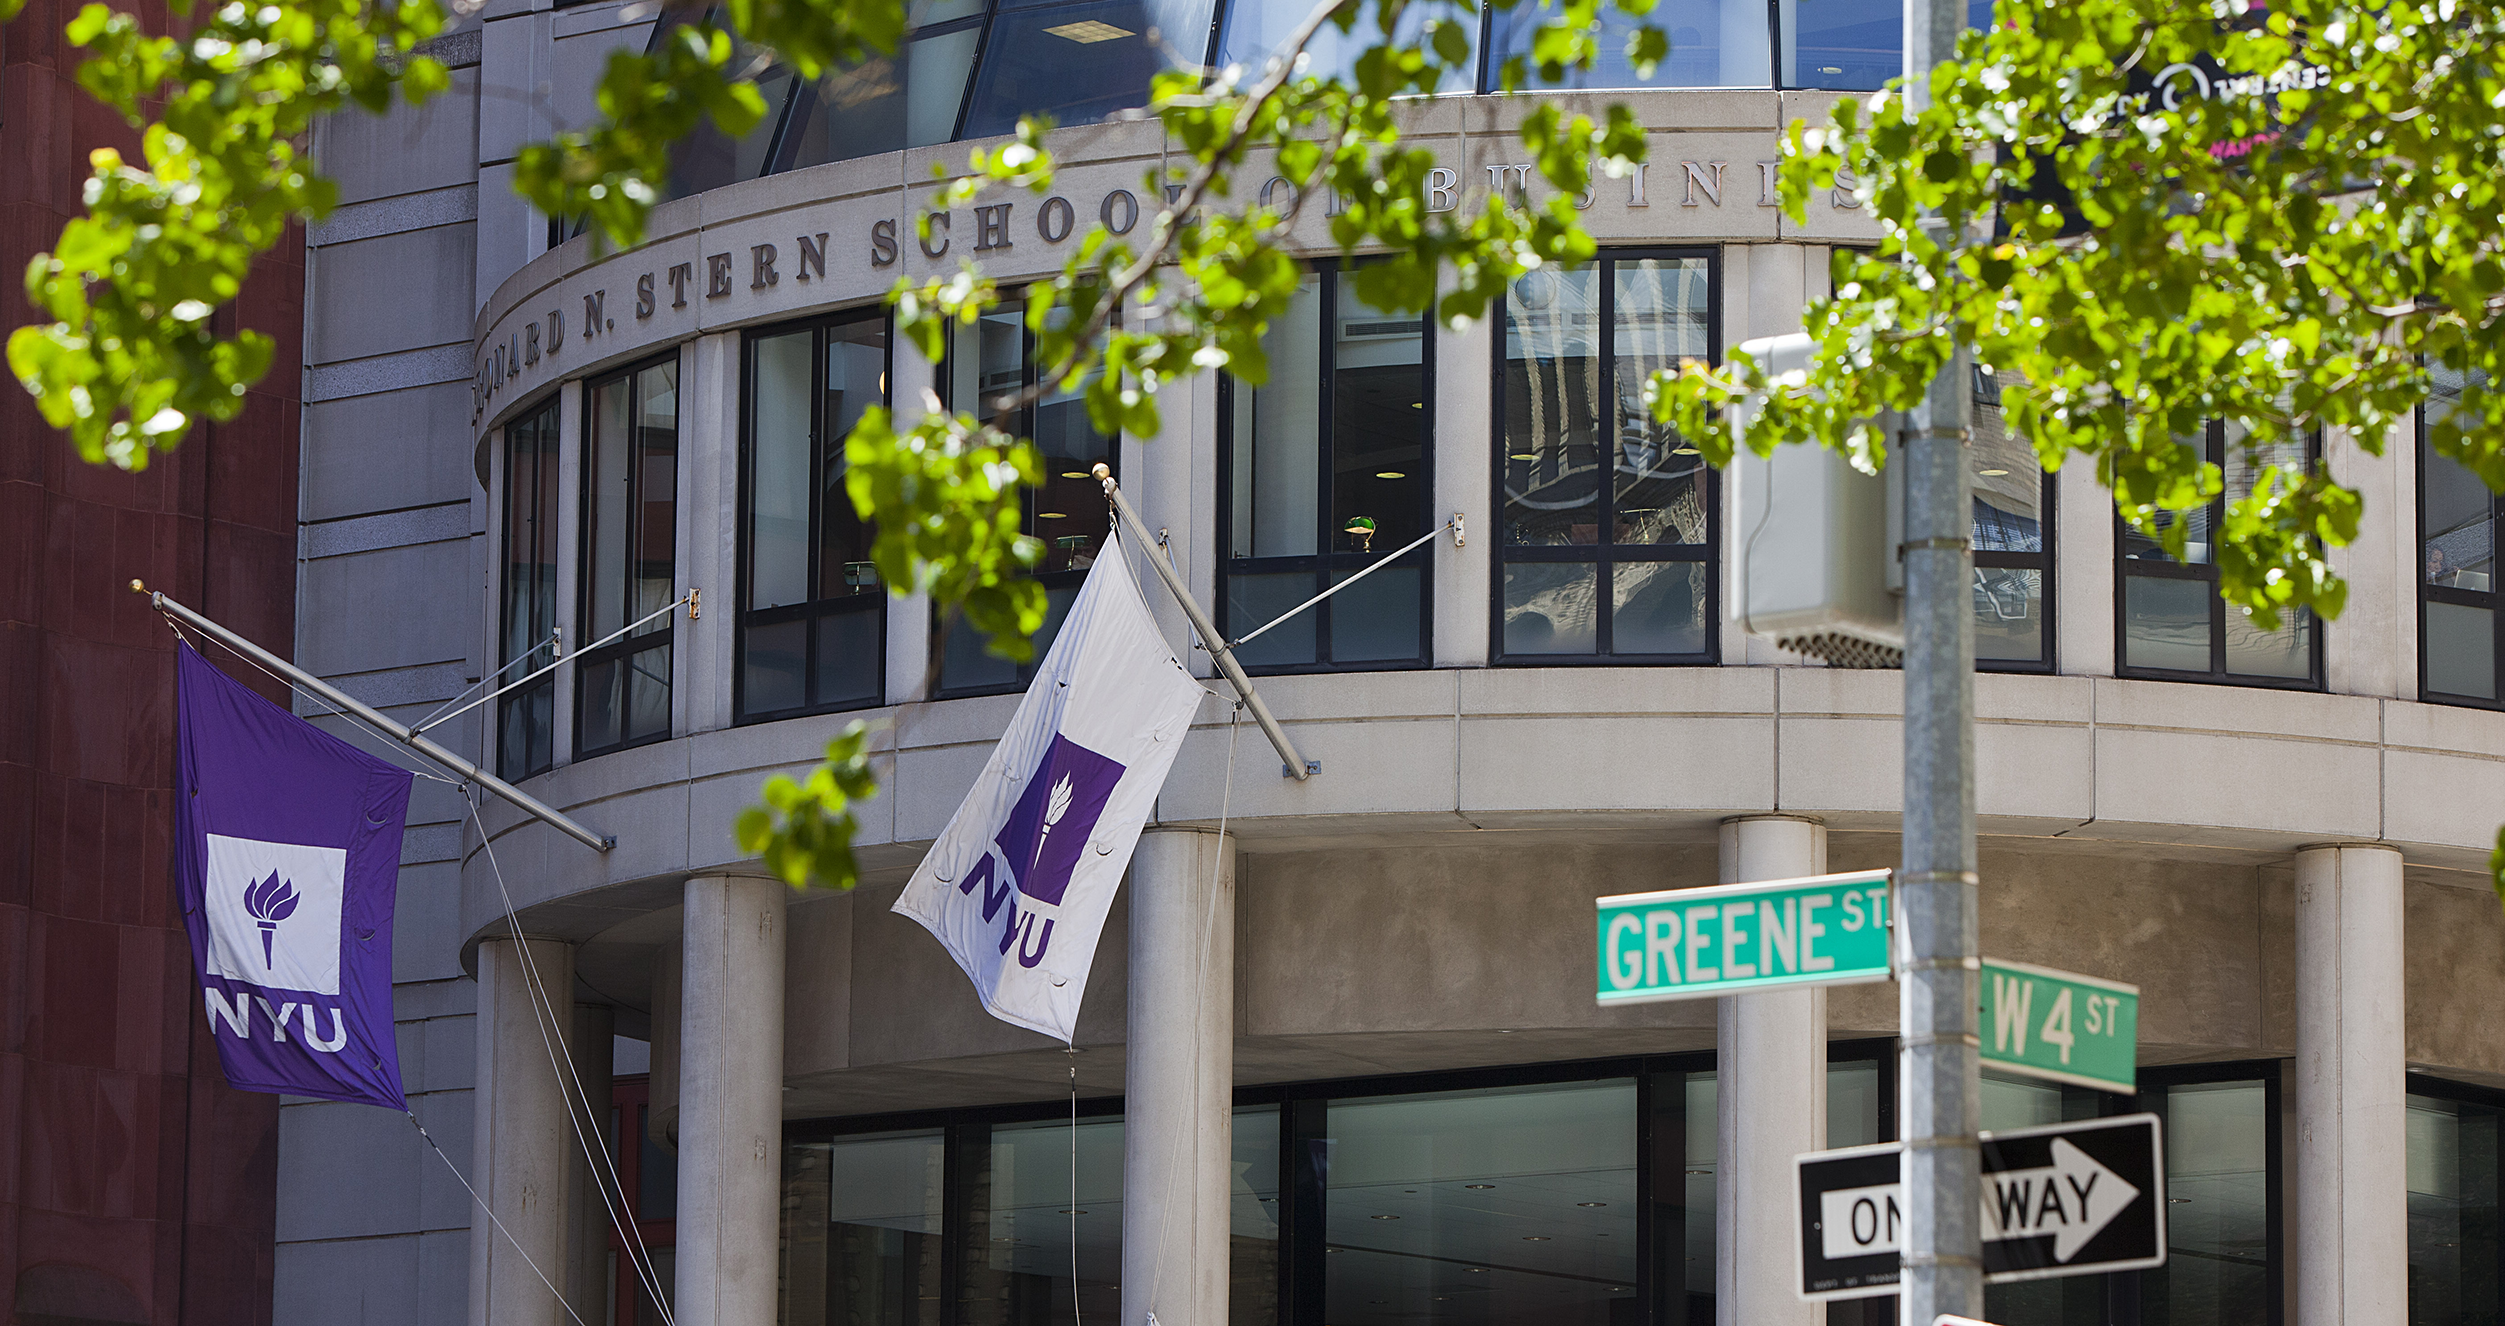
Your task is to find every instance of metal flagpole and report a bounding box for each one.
[1091,464,1315,782]
[135,581,615,853]
[1897,0,1983,1310]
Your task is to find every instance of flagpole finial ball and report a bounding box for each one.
[128,579,146,594]
[1091,463,1111,482]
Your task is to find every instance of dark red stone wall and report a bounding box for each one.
[3,2,299,1322]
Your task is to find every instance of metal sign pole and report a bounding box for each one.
[137,581,614,852]
[1898,0,1983,1313]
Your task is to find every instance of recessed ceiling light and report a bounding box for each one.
[1819,65,1843,73]
[1466,1267,1490,1273]
[1464,1183,1495,1189]
[1522,1236,1551,1242]
[1409,401,1422,408]
[1061,470,1090,479]
[1059,1208,1089,1215]
[1046,18,1133,42]
[1576,1201,1607,1208]
[1508,452,1538,461]
[1371,1214,1400,1221]
[1040,512,1068,519]
[1978,467,2010,477]
[1376,470,1406,479]
[1672,445,1700,455]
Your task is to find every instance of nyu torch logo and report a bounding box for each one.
[955,735,1125,968]
[244,870,301,968]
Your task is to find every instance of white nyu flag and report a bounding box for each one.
[894,530,1206,1042]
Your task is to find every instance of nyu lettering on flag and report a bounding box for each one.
[893,530,1206,1042]
[176,644,412,1109]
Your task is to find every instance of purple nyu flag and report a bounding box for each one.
[175,644,411,1109]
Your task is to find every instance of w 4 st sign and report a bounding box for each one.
[1980,959,2139,1094]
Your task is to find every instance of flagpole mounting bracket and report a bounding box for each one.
[1091,465,1316,782]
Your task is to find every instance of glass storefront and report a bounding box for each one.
[2409,1083,2505,1325]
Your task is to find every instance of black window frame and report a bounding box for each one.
[574,350,683,763]
[780,1043,1901,1326]
[1491,245,1723,667]
[2416,390,2504,708]
[2404,1071,2505,1326]
[498,393,564,784]
[2114,421,2325,689]
[734,308,895,725]
[928,294,1121,700]
[1215,263,1437,676]
[1971,366,2058,675]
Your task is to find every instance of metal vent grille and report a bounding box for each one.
[1777,632,1905,670]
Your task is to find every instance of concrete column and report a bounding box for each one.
[1716,816,1827,1326]
[1121,829,1236,1326]
[567,1001,617,1321]
[468,936,578,1326]
[2294,844,2407,1326]
[677,876,789,1326]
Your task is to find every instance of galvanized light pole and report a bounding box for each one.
[1897,0,1983,1316]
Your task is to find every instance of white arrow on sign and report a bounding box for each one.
[1815,1138,2138,1265]
[1982,1137,2140,1262]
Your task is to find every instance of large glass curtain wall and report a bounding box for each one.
[1221,268,1433,672]
[934,302,1120,696]
[741,312,891,721]
[500,398,563,781]
[653,0,1999,192]
[576,355,681,759]
[2420,365,2505,705]
[2117,422,2321,686]
[776,1049,1899,1326]
[1496,251,1717,664]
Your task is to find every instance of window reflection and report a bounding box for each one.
[1219,0,1475,91]
[2117,420,2317,686]
[780,0,987,166]
[2142,1080,2272,1326]
[781,1131,947,1326]
[2408,1090,2505,1325]
[1971,368,2051,667]
[1221,267,1430,673]
[960,0,1218,139]
[2421,366,2504,704]
[578,356,679,758]
[1322,1081,1641,1326]
[499,399,562,781]
[1499,252,1715,661]
[957,1118,1126,1326]
[1490,0,1765,89]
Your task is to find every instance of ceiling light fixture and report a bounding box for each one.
[1376,471,1406,479]
[1978,467,2010,477]
[1576,1201,1608,1208]
[1509,452,1538,461]
[1371,1214,1400,1221]
[1061,470,1090,479]
[1522,1236,1551,1242]
[1040,512,1068,519]
[1464,1183,1496,1190]
[1046,18,1134,41]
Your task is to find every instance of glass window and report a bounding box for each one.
[1487,0,1764,90]
[955,1116,1126,1325]
[959,0,1218,140]
[653,8,803,197]
[2118,421,2320,687]
[741,312,890,722]
[934,300,1120,697]
[499,398,562,782]
[1216,0,1474,92]
[778,0,988,168]
[1497,251,1717,664]
[577,355,680,759]
[2421,366,2503,705]
[1321,1080,1640,1324]
[1972,368,2054,670]
[1778,0,1994,90]
[2409,1085,2505,1325]
[2138,1077,2275,1325]
[1234,1105,1283,1325]
[780,1129,946,1326]
[1220,268,1432,673]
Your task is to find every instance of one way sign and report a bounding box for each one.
[1795,1114,2167,1301]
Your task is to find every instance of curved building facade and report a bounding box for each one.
[278,6,2505,1326]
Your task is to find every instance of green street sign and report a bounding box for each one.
[1595,869,1895,1005]
[1980,959,2140,1094]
